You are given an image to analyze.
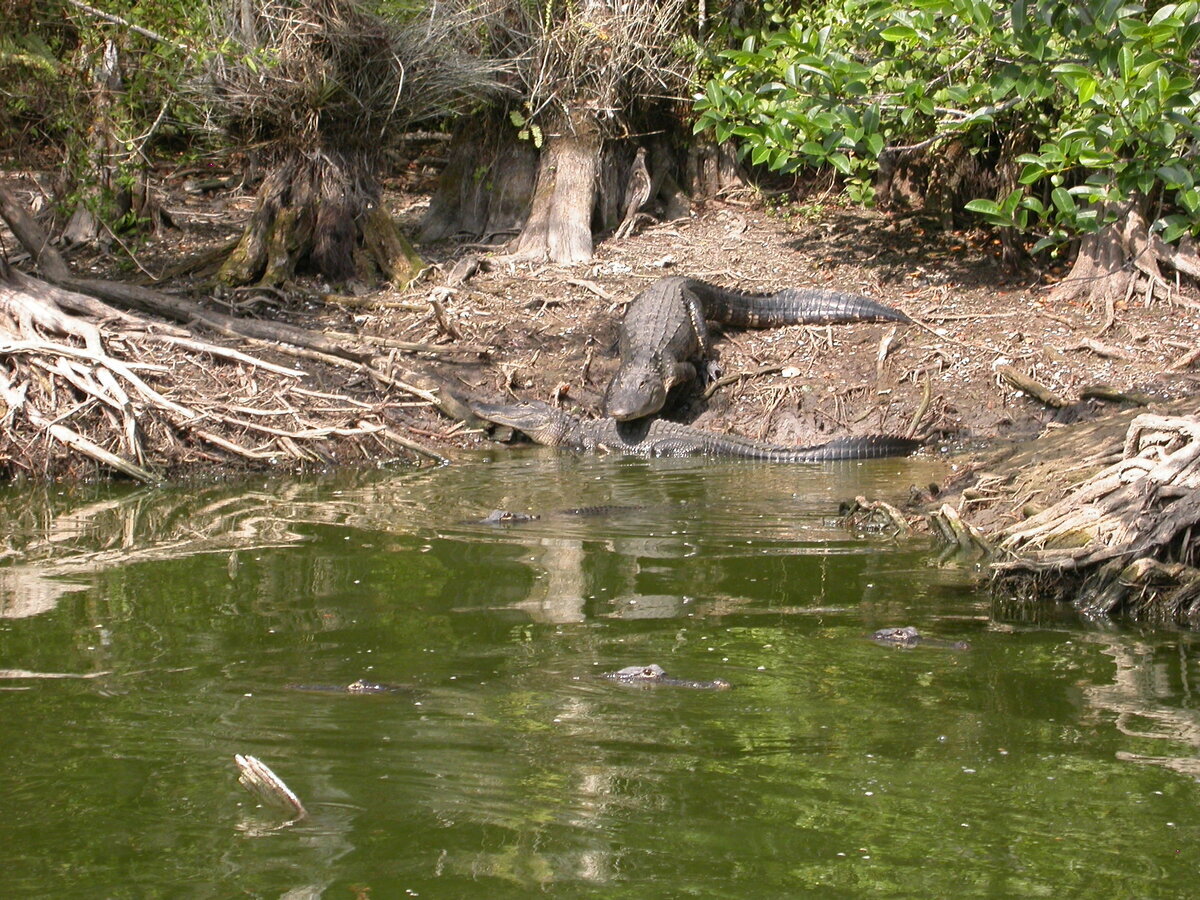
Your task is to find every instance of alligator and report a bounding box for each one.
[871,627,971,651]
[472,398,922,461]
[603,664,732,690]
[469,505,645,525]
[476,509,540,525]
[285,679,408,694]
[603,276,911,421]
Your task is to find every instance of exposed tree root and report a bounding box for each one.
[1049,200,1200,312]
[991,412,1200,624]
[218,150,425,288]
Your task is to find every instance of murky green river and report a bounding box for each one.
[2,450,1198,897]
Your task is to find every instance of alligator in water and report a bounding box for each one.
[472,398,922,461]
[603,276,911,421]
[603,664,732,690]
[871,627,971,651]
[475,509,540,525]
[285,679,408,694]
[469,505,647,525]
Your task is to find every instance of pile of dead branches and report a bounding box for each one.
[991,411,1200,625]
[0,257,448,480]
[0,187,472,481]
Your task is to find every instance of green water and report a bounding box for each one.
[1,452,1198,898]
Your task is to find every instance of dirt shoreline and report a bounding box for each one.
[7,170,1199,462]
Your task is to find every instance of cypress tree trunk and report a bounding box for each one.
[512,111,602,264]
[219,149,423,287]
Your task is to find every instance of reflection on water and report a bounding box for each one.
[1083,633,1200,777]
[1,451,1199,896]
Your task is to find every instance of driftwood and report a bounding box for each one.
[840,495,914,538]
[234,754,307,819]
[995,364,1069,408]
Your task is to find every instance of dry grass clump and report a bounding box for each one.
[523,0,694,128]
[201,0,509,152]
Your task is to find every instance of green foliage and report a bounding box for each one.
[0,8,72,153]
[509,105,544,148]
[695,1,1200,248]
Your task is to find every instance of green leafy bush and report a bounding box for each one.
[695,1,1200,250]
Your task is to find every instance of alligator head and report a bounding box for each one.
[602,363,667,421]
[478,509,540,525]
[603,664,732,690]
[872,626,923,646]
[471,399,574,446]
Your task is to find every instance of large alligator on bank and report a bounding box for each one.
[872,627,971,651]
[472,398,922,461]
[604,276,911,421]
[603,664,732,690]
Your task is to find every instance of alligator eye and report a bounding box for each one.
[640,667,655,676]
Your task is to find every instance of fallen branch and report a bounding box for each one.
[995,364,1069,408]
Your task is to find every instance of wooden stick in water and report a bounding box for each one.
[234,754,307,818]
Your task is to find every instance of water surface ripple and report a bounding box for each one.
[1,453,1198,897]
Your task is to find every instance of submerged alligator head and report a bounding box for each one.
[285,679,408,694]
[475,509,540,525]
[872,627,971,651]
[603,664,732,690]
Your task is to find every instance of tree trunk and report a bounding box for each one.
[422,115,694,262]
[219,149,423,288]
[1047,198,1200,311]
[685,136,746,200]
[419,115,538,244]
[512,110,602,264]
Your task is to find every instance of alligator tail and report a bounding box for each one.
[692,282,910,328]
[784,434,924,461]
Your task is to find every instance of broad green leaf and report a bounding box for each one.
[1157,163,1191,188]
[964,198,1002,216]
[1119,46,1134,81]
[828,152,853,174]
[1000,188,1024,215]
[1160,215,1193,242]
[1149,4,1179,26]
[1019,163,1047,184]
[1051,187,1076,214]
[880,25,919,41]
